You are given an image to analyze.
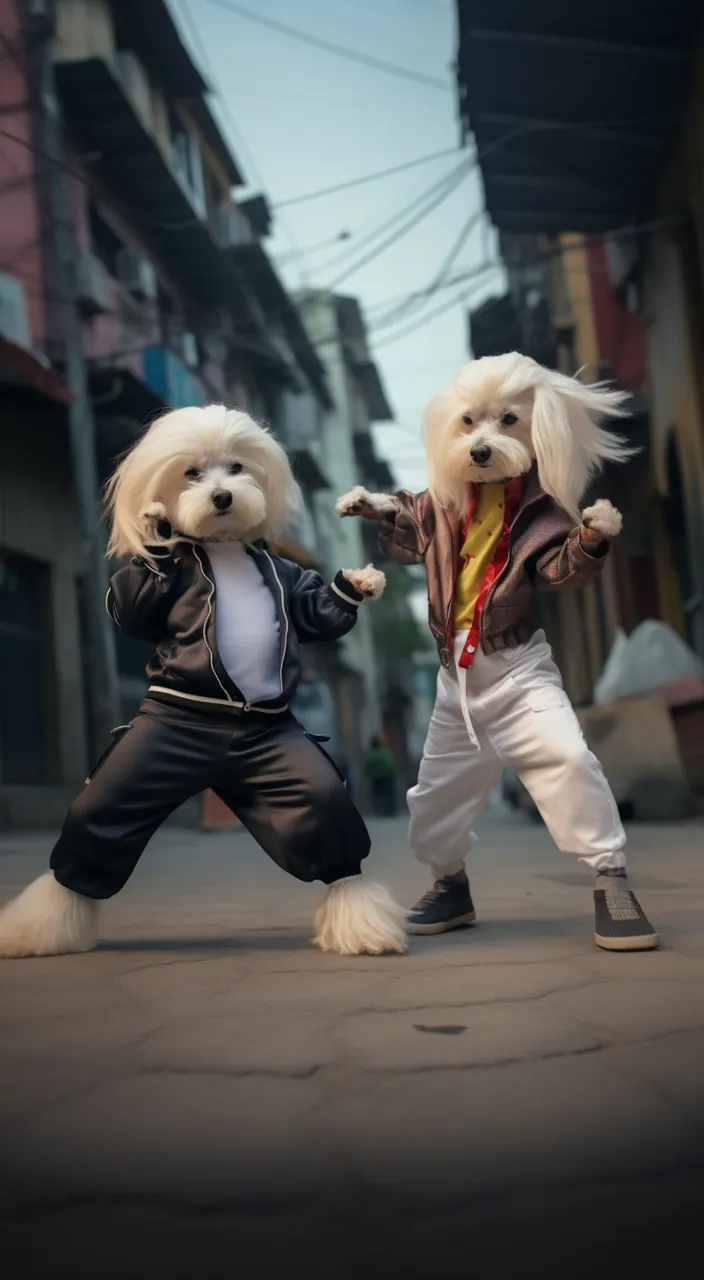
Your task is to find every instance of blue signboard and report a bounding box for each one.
[142,346,205,408]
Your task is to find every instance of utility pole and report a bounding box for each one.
[26,0,120,748]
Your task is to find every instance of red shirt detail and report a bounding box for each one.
[457,476,524,669]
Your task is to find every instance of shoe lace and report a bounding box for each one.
[413,882,450,911]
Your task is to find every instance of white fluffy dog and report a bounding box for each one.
[0,405,405,960]
[338,352,631,539]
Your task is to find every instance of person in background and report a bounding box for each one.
[365,736,397,818]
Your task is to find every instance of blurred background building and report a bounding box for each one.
[0,0,434,828]
[1,0,703,827]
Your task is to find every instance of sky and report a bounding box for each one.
[171,0,505,494]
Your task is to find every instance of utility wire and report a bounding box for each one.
[312,156,470,278]
[372,208,484,330]
[205,0,451,91]
[326,160,472,290]
[273,147,460,208]
[174,0,312,282]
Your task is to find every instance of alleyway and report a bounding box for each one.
[1,806,703,1277]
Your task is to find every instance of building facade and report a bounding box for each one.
[0,0,339,826]
[459,0,704,705]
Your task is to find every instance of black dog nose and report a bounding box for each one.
[470,445,492,465]
[212,489,232,510]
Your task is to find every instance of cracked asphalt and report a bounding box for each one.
[1,806,703,1278]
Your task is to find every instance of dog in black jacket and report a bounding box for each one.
[0,405,406,958]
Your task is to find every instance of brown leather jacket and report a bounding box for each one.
[378,466,609,668]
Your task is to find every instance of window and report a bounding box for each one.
[168,108,206,216]
[0,551,52,784]
[89,202,125,278]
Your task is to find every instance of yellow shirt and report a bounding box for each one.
[454,483,506,632]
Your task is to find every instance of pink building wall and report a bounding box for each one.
[0,0,48,349]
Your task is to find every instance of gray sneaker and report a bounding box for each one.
[407,871,477,935]
[594,874,659,951]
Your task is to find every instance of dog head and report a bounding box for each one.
[106,404,300,564]
[424,352,633,521]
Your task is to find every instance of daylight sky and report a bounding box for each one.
[172,0,505,494]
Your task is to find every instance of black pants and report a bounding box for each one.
[50,696,370,899]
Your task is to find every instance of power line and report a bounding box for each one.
[205,0,452,90]
[374,268,501,349]
[273,147,459,208]
[173,0,312,283]
[372,208,484,330]
[326,160,472,290]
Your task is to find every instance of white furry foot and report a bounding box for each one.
[0,873,97,958]
[581,499,622,539]
[342,564,386,599]
[335,486,397,519]
[313,878,407,956]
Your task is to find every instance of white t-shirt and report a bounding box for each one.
[205,542,282,703]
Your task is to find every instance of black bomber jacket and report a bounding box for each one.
[106,539,364,710]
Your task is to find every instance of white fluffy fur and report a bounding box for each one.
[581,499,623,539]
[0,873,97,958]
[106,404,301,569]
[313,878,407,955]
[342,564,386,599]
[423,353,634,522]
[336,485,398,518]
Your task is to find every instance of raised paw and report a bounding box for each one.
[140,501,171,542]
[335,486,396,520]
[581,499,622,539]
[342,564,386,600]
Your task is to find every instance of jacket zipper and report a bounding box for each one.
[263,549,289,696]
[192,547,234,703]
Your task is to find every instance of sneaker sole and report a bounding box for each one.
[595,931,660,952]
[407,911,477,936]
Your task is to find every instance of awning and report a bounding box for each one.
[226,242,332,408]
[0,335,72,404]
[456,1,702,232]
[55,57,268,341]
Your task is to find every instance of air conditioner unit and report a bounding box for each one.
[215,203,251,249]
[115,248,158,301]
[0,273,31,348]
[181,332,199,368]
[76,251,110,314]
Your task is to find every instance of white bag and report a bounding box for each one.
[593,620,704,706]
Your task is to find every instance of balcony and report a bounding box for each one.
[53,55,283,365]
[141,345,205,409]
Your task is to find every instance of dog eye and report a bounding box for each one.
[502,413,518,426]
[229,462,243,475]
[462,414,473,426]
[184,467,200,479]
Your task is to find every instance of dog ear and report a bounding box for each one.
[532,374,634,522]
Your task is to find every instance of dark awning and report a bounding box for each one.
[227,243,332,408]
[0,335,72,404]
[456,1,702,232]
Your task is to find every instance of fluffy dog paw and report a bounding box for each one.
[336,486,396,519]
[581,499,622,539]
[342,565,386,599]
[140,501,170,541]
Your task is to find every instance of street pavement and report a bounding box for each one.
[1,804,703,1278]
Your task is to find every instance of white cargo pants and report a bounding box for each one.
[408,630,626,877]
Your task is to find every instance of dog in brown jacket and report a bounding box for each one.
[337,352,659,952]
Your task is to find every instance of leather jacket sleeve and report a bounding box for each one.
[378,490,435,565]
[288,566,363,643]
[107,550,181,642]
[534,526,609,589]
